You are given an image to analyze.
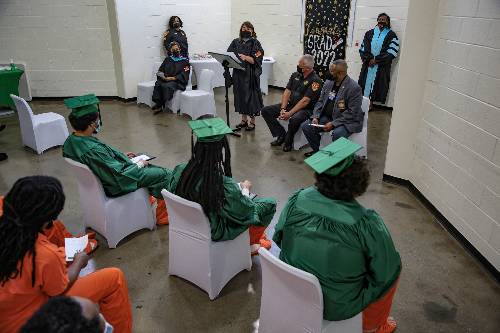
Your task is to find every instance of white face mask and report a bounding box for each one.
[93,120,102,134]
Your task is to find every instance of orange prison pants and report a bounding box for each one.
[362,278,399,332]
[66,267,133,333]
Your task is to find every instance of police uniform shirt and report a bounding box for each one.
[285,72,322,110]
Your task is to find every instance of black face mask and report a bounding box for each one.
[172,50,180,57]
[296,66,303,74]
[173,22,181,29]
[377,22,386,29]
[240,31,252,39]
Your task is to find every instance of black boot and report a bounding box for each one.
[0,153,8,162]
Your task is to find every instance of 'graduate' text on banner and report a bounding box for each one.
[303,0,351,79]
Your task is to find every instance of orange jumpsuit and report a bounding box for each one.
[0,233,133,333]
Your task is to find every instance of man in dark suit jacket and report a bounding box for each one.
[301,60,364,157]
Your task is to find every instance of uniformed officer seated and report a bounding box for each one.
[261,54,322,152]
[301,60,364,157]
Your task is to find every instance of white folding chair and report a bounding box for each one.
[278,119,309,150]
[137,61,163,108]
[319,96,370,158]
[167,69,193,112]
[161,189,252,300]
[10,94,68,154]
[179,69,216,120]
[64,158,155,248]
[258,248,362,333]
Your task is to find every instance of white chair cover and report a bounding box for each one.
[64,158,155,248]
[278,119,309,150]
[258,248,362,333]
[10,94,68,154]
[179,69,216,120]
[161,189,252,300]
[166,68,193,112]
[319,96,370,158]
[137,61,162,107]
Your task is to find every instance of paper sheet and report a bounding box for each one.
[131,154,152,163]
[309,123,326,128]
[65,235,88,261]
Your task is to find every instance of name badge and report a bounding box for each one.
[338,100,346,110]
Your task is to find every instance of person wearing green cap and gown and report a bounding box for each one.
[273,138,401,333]
[62,94,171,225]
[167,117,276,253]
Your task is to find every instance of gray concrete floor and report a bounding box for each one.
[0,87,499,333]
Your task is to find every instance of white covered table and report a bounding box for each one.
[190,58,225,88]
[190,56,275,94]
[261,56,276,95]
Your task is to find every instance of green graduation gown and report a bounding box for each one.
[167,164,277,242]
[63,134,172,199]
[273,186,401,321]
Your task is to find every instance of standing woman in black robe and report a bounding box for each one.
[152,41,190,114]
[162,16,189,59]
[227,21,264,131]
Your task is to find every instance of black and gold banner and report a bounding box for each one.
[303,0,351,79]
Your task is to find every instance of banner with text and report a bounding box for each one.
[304,0,351,79]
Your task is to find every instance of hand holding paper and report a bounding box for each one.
[65,235,88,261]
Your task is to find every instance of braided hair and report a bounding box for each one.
[20,296,100,333]
[175,137,232,216]
[0,176,65,287]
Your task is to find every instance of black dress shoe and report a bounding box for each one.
[304,151,317,157]
[0,124,5,132]
[0,153,8,162]
[270,136,285,146]
[282,144,292,152]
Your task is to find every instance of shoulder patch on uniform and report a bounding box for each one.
[312,82,320,91]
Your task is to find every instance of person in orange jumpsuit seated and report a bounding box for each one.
[0,176,132,333]
[0,199,98,255]
[21,296,113,333]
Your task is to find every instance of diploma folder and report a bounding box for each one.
[209,52,245,71]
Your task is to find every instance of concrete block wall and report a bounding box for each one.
[345,0,408,107]
[231,0,304,87]
[231,0,408,107]
[412,0,500,269]
[0,0,117,97]
[112,0,231,98]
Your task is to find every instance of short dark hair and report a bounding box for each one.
[168,15,183,30]
[20,296,100,333]
[377,13,391,28]
[68,112,98,131]
[314,157,370,201]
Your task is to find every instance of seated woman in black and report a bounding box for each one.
[162,16,188,58]
[152,41,190,114]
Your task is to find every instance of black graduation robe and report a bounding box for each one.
[163,29,189,58]
[152,56,190,108]
[358,26,399,104]
[227,37,264,116]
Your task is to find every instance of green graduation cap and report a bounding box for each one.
[64,94,100,118]
[188,117,233,143]
[304,137,362,176]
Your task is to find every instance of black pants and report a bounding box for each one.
[261,104,311,145]
[152,80,177,107]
